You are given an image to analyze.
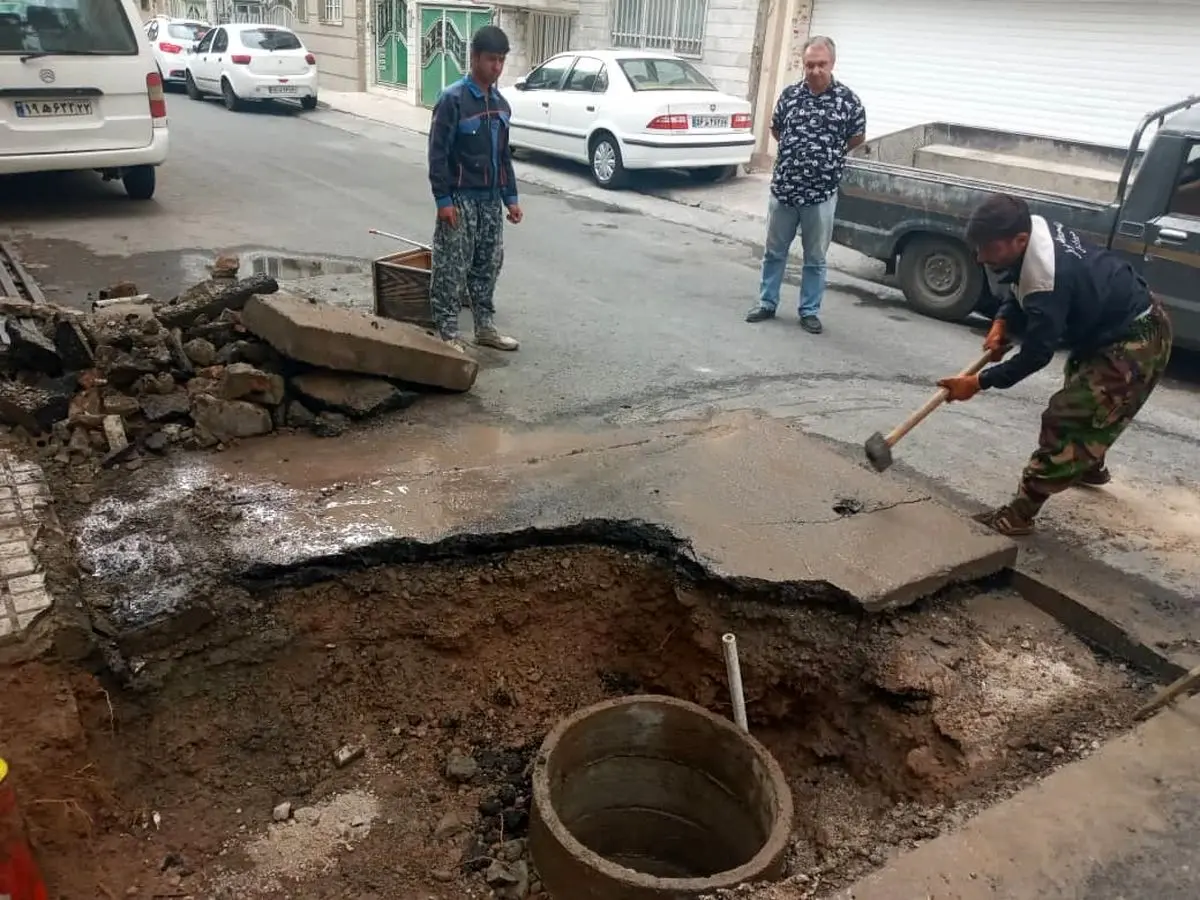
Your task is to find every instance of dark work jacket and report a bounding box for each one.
[427,76,518,209]
[979,216,1153,391]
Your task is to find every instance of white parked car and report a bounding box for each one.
[184,23,318,111]
[0,0,169,199]
[505,49,755,189]
[145,16,209,88]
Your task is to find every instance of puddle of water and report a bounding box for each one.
[179,248,367,285]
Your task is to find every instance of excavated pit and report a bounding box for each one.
[20,543,1152,898]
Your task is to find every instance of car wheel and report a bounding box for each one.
[185,72,202,100]
[121,165,156,201]
[896,234,985,322]
[221,78,242,112]
[300,95,318,111]
[589,132,627,190]
[690,165,737,184]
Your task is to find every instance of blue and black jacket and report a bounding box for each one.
[427,76,518,209]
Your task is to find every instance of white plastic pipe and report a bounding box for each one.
[722,633,749,733]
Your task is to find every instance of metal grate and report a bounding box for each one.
[203,0,298,27]
[0,244,46,305]
[611,0,706,58]
[528,12,572,68]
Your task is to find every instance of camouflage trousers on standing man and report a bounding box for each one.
[985,300,1173,534]
[430,194,511,346]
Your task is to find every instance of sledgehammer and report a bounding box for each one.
[864,350,994,472]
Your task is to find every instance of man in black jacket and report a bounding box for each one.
[427,25,522,352]
[937,193,1172,536]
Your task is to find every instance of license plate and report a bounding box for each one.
[268,85,297,94]
[691,115,727,129]
[14,99,93,118]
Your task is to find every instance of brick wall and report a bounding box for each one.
[571,0,759,99]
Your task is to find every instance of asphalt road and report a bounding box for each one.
[2,95,1199,601]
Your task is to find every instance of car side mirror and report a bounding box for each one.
[513,77,527,91]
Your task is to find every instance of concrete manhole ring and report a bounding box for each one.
[529,694,793,899]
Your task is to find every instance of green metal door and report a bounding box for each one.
[375,0,409,87]
[419,5,493,108]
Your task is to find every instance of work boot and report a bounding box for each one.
[475,326,519,352]
[442,335,472,356]
[1079,465,1112,486]
[973,493,1042,537]
[745,305,776,323]
[799,315,823,334]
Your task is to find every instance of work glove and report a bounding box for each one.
[938,374,981,403]
[983,319,1008,362]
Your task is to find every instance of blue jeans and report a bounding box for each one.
[758,193,837,317]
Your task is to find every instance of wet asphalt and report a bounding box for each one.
[2,94,1199,602]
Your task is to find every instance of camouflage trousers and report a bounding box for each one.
[1018,302,1173,507]
[429,194,505,340]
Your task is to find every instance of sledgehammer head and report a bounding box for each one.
[864,432,892,472]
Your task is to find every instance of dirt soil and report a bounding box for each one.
[0,545,1151,899]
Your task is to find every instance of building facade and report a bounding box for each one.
[762,0,1200,152]
[357,0,761,108]
[154,0,1198,155]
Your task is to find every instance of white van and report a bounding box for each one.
[0,0,170,200]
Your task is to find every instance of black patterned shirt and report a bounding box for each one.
[771,79,866,207]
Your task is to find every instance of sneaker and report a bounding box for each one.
[475,327,519,351]
[745,305,776,323]
[1079,465,1112,486]
[799,315,824,334]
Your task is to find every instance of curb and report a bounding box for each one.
[0,450,55,647]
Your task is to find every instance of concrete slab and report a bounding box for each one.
[508,413,1016,611]
[76,411,1015,629]
[817,695,1200,900]
[241,292,478,392]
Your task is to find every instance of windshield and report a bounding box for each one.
[167,22,207,41]
[618,57,715,92]
[239,27,302,51]
[0,0,138,55]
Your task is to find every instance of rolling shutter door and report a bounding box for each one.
[807,0,1200,148]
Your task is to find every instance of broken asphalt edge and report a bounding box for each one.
[83,512,1180,691]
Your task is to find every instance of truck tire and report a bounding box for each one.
[897,234,984,322]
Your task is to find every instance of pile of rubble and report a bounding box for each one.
[0,256,478,470]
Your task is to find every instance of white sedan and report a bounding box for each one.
[144,16,210,88]
[505,50,755,189]
[184,23,319,111]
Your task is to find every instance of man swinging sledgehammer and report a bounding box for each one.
[936,193,1173,537]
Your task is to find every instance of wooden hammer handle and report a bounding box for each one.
[885,350,994,448]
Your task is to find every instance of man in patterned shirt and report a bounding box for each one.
[746,36,865,334]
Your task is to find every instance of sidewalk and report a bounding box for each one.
[317,89,884,284]
[318,88,771,221]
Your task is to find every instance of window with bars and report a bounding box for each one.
[295,0,308,23]
[611,0,707,58]
[321,0,342,24]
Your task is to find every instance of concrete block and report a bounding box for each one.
[242,293,478,393]
[291,370,420,419]
[10,587,50,615]
[8,572,44,594]
[0,555,36,578]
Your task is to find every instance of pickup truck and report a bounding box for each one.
[834,96,1200,350]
